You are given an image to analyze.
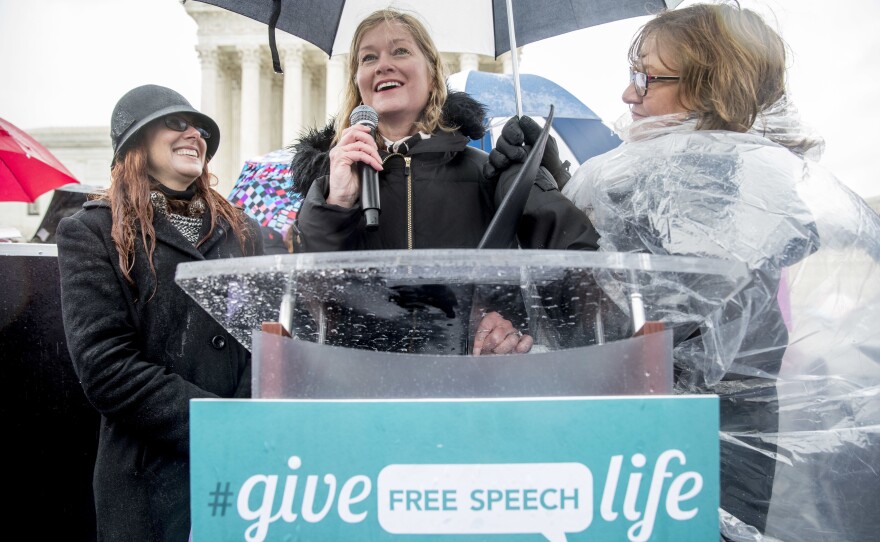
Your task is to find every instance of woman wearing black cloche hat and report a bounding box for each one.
[56,84,263,541]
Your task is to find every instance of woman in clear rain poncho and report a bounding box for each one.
[557,3,880,541]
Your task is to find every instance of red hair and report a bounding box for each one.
[101,134,253,292]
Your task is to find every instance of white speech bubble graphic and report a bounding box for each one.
[378,463,593,542]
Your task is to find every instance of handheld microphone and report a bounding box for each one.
[350,104,380,230]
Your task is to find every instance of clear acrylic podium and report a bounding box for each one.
[176,250,749,400]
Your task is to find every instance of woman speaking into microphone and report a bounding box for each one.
[290,8,599,355]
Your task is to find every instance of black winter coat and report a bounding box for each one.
[56,200,263,542]
[290,91,599,252]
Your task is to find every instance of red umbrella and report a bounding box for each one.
[0,117,79,203]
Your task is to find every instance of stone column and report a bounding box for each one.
[282,46,304,145]
[196,46,220,117]
[325,55,346,122]
[459,53,479,73]
[270,77,283,151]
[203,47,231,194]
[502,49,522,74]
[238,45,262,166]
[302,67,315,127]
[259,60,273,152]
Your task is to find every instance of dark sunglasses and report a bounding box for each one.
[163,115,211,139]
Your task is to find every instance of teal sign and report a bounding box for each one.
[191,397,718,541]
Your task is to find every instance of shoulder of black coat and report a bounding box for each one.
[288,121,335,196]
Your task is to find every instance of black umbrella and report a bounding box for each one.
[30,183,102,243]
[189,0,682,115]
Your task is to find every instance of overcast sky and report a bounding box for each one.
[1,0,877,198]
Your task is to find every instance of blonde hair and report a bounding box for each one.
[333,9,454,146]
[630,2,787,132]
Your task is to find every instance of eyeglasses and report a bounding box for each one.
[629,68,680,97]
[163,115,211,139]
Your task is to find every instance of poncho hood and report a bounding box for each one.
[612,96,825,160]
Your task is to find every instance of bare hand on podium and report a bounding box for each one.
[472,311,533,356]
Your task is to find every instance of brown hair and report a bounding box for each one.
[101,130,252,290]
[630,2,787,132]
[333,8,454,146]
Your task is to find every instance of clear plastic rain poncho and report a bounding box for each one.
[563,98,880,542]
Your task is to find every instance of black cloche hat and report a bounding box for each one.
[110,84,220,163]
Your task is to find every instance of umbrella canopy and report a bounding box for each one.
[448,70,621,166]
[227,148,302,236]
[194,0,679,58]
[0,117,79,203]
[191,0,682,113]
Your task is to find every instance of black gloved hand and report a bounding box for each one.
[482,115,571,190]
[483,117,527,180]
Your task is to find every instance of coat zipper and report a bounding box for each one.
[404,156,413,250]
[382,153,414,250]
[404,156,414,350]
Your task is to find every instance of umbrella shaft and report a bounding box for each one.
[505,0,524,117]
